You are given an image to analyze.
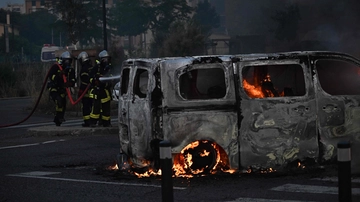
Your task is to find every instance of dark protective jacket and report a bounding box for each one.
[47,63,76,93]
[79,61,93,97]
[89,61,112,100]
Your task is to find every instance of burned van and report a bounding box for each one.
[117,51,360,175]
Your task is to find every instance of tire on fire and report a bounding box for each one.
[176,140,227,175]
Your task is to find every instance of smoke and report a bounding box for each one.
[224,0,360,57]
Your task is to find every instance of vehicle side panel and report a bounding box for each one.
[237,57,319,171]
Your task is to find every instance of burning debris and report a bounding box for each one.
[107,140,237,178]
[106,140,312,178]
[107,163,118,170]
[106,159,312,178]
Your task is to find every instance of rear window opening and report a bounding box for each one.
[179,68,226,100]
[133,69,149,98]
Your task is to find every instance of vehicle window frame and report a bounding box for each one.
[177,64,227,100]
[315,58,360,96]
[240,61,307,99]
[120,68,130,96]
[133,68,149,99]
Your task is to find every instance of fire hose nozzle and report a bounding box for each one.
[99,75,121,82]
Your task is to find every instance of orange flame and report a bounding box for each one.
[134,168,162,178]
[243,79,265,98]
[243,74,286,98]
[297,162,305,169]
[107,162,119,170]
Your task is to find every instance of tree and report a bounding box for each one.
[55,0,104,46]
[149,0,193,57]
[149,0,192,33]
[192,0,220,37]
[159,21,205,57]
[0,10,56,61]
[108,0,151,56]
[109,0,150,37]
[19,10,57,46]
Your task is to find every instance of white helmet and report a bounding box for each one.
[99,50,110,59]
[78,51,89,64]
[59,51,72,66]
[60,51,71,59]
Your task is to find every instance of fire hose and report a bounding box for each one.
[0,62,90,128]
[57,63,91,105]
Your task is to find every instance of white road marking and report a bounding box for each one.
[312,177,360,183]
[0,139,66,150]
[270,183,360,195]
[17,171,61,176]
[7,171,187,190]
[227,198,316,202]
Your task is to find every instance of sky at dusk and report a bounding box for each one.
[0,0,24,9]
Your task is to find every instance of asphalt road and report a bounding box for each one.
[1,97,360,202]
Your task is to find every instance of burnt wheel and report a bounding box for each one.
[182,140,217,174]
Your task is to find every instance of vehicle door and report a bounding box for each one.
[127,66,153,166]
[118,66,132,158]
[235,56,318,171]
[311,54,360,173]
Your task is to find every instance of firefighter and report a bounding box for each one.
[47,51,76,126]
[89,50,113,127]
[77,51,93,127]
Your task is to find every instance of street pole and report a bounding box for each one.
[159,140,174,202]
[5,11,10,54]
[102,0,107,50]
[338,141,352,202]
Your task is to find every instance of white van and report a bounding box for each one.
[41,44,62,62]
[117,51,360,175]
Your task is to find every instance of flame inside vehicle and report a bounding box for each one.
[243,79,265,98]
[243,75,285,98]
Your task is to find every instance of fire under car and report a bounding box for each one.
[117,51,360,175]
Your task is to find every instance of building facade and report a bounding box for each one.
[2,3,26,14]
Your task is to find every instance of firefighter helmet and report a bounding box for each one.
[60,51,71,59]
[98,50,109,59]
[78,51,89,65]
[98,50,111,71]
[60,51,72,66]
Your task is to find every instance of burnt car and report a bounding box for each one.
[117,51,360,175]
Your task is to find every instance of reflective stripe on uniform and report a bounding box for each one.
[102,115,110,121]
[101,90,111,103]
[90,114,100,119]
[83,115,90,120]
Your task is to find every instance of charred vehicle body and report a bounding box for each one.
[117,51,360,175]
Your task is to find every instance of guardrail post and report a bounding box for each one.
[338,141,351,202]
[160,140,173,202]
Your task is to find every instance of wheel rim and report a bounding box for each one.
[182,140,217,174]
